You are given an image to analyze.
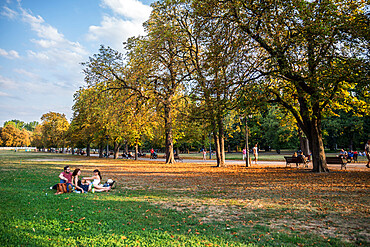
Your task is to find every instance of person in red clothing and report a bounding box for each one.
[150,148,155,159]
[59,166,72,184]
[53,166,73,195]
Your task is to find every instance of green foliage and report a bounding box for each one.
[0,124,31,147]
[192,0,369,172]
[250,106,299,151]
[4,120,40,132]
[322,111,370,151]
[40,112,69,148]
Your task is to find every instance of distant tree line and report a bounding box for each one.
[1,109,369,158]
[0,120,38,147]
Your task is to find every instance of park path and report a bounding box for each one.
[89,153,368,170]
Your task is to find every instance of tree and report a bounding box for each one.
[4,120,25,130]
[40,112,70,150]
[24,121,39,132]
[250,106,299,152]
[173,0,256,167]
[31,125,44,149]
[70,87,104,156]
[82,1,192,164]
[0,124,17,146]
[0,124,30,147]
[195,0,370,172]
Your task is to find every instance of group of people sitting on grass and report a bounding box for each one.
[53,166,115,195]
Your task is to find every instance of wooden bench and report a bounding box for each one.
[326,157,347,170]
[284,156,308,168]
[121,153,135,159]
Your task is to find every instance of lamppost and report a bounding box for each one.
[242,115,253,167]
[209,133,212,160]
[245,118,250,167]
[106,135,109,158]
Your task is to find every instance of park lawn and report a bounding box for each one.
[0,151,369,246]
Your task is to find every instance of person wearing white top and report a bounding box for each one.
[252,144,258,164]
[83,169,111,192]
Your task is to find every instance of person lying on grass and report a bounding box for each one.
[72,168,91,193]
[83,169,111,192]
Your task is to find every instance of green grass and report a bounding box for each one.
[0,151,366,246]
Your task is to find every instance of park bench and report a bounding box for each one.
[326,157,347,170]
[121,153,135,159]
[138,153,146,157]
[174,154,183,162]
[284,156,308,168]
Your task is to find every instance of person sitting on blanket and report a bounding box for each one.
[82,169,111,192]
[72,168,91,193]
[58,166,73,191]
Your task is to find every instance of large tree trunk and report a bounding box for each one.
[135,143,139,160]
[309,119,329,172]
[213,132,221,166]
[86,143,91,157]
[213,129,226,167]
[298,128,310,157]
[124,140,128,154]
[98,144,104,158]
[113,142,122,159]
[164,104,175,164]
[218,118,226,167]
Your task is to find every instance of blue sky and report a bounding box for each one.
[0,0,155,126]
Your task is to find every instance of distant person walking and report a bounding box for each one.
[203,149,207,160]
[150,148,155,159]
[252,144,258,164]
[365,139,370,168]
[242,148,246,160]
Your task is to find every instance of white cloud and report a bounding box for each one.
[1,6,18,19]
[87,0,152,51]
[0,0,153,126]
[13,68,41,81]
[87,15,146,50]
[0,91,11,97]
[0,48,20,59]
[0,75,17,89]
[10,6,89,89]
[30,39,57,48]
[18,6,88,64]
[26,50,49,61]
[102,0,151,20]
[20,9,65,42]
